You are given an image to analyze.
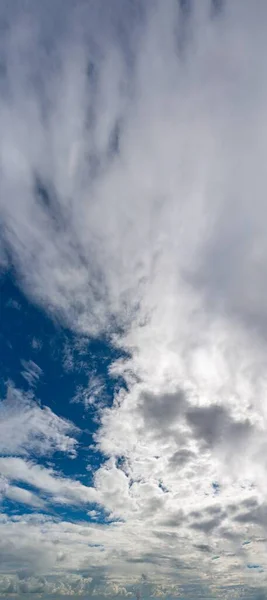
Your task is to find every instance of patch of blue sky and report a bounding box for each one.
[211,481,220,495]
[2,492,115,525]
[1,497,48,519]
[0,270,127,519]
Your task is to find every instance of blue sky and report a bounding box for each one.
[1,271,122,501]
[1,1,267,599]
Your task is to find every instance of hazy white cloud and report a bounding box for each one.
[73,373,106,408]
[1,0,267,597]
[0,386,78,457]
[0,457,99,507]
[4,483,45,509]
[31,337,43,351]
[20,359,43,387]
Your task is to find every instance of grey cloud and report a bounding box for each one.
[186,404,229,446]
[19,577,46,594]
[190,515,223,533]
[159,509,185,528]
[0,576,17,595]
[205,504,223,516]
[190,510,202,519]
[154,531,178,542]
[234,504,267,527]
[186,404,253,449]
[223,496,259,526]
[138,390,188,443]
[140,390,187,428]
[189,504,225,522]
[0,541,45,574]
[194,543,212,553]
[168,448,196,468]
[210,0,224,18]
[127,551,184,568]
[178,0,225,20]
[252,591,267,600]
[227,503,241,514]
[241,497,259,510]
[140,387,254,461]
[218,527,242,542]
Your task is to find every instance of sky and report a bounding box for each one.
[1,0,267,598]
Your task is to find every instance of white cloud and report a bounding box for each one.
[73,373,106,408]
[1,0,267,596]
[0,386,78,457]
[5,484,45,509]
[0,457,99,507]
[31,337,43,351]
[20,359,43,387]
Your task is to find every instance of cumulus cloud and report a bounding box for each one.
[2,0,267,597]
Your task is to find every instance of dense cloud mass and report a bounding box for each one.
[1,0,267,598]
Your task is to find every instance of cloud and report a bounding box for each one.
[0,0,242,338]
[20,359,43,388]
[1,0,267,351]
[186,403,253,450]
[1,0,267,596]
[0,385,79,457]
[0,457,99,507]
[4,484,46,509]
[73,373,106,408]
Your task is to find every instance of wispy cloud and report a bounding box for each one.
[4,483,45,509]
[20,359,43,387]
[73,373,106,408]
[0,457,99,507]
[0,386,78,457]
